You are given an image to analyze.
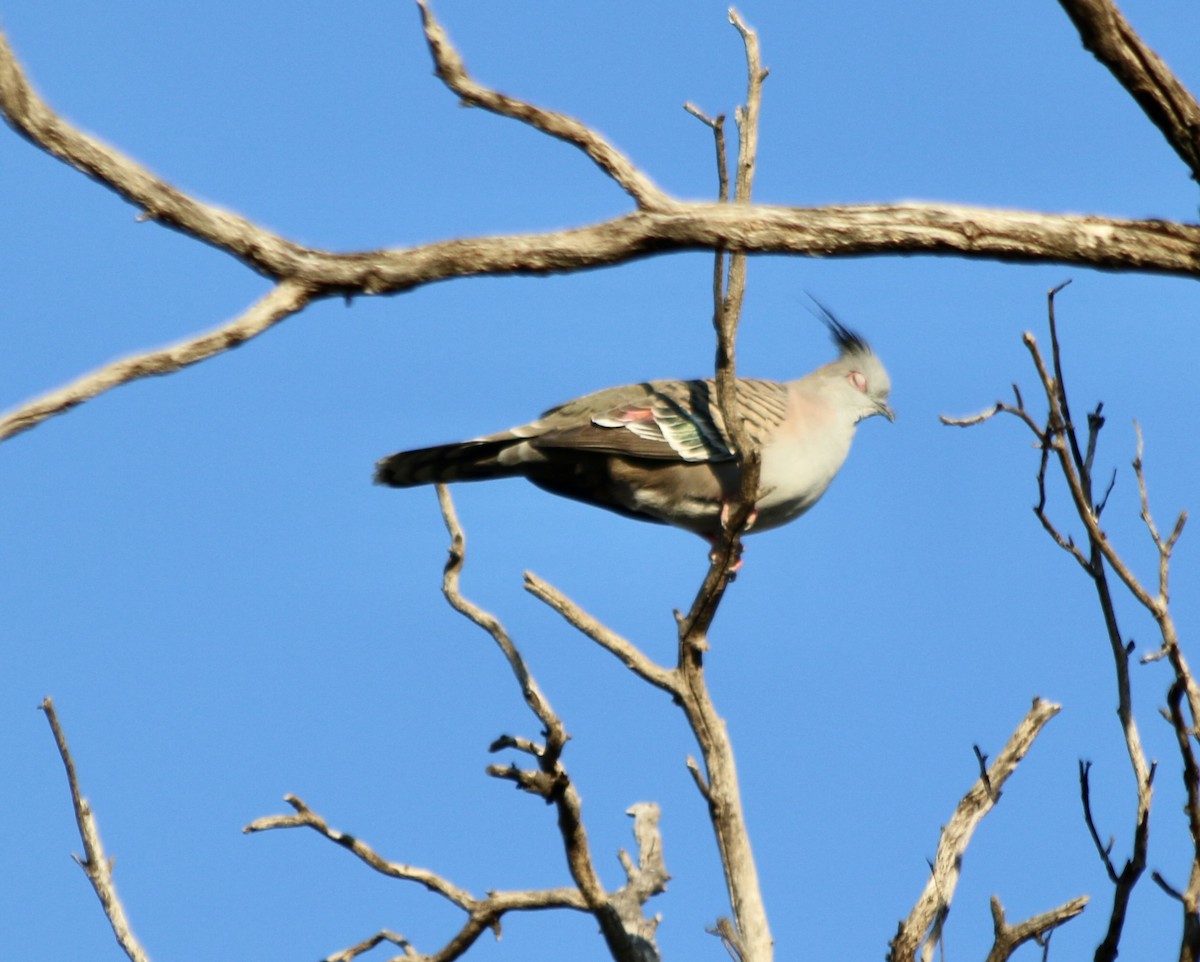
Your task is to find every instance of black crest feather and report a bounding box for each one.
[804,294,872,356]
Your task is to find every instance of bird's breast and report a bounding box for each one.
[751,421,854,531]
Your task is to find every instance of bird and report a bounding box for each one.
[375,316,893,539]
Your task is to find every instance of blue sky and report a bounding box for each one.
[3,2,1199,960]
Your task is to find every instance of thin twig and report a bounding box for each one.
[0,280,313,442]
[523,572,678,694]
[437,486,565,760]
[1079,761,1120,882]
[322,929,412,962]
[946,292,1169,962]
[729,9,768,205]
[683,103,729,203]
[1034,308,1155,962]
[246,794,491,905]
[40,698,152,962]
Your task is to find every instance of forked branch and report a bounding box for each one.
[888,699,1067,962]
[245,794,591,962]
[983,894,1089,962]
[437,485,667,962]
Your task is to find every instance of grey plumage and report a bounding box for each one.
[375,322,893,537]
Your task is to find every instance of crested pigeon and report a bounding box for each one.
[375,318,893,537]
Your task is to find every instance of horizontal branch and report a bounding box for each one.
[1,23,1197,292]
[4,12,1200,450]
[246,794,590,962]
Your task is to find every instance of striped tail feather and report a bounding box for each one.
[374,438,526,488]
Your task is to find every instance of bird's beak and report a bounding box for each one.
[878,400,896,422]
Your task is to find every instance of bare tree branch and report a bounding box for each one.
[40,698,152,962]
[437,485,565,758]
[674,16,772,960]
[610,803,671,946]
[1079,761,1123,884]
[6,22,1191,288]
[248,488,675,962]
[436,485,665,962]
[322,930,413,962]
[1166,678,1200,962]
[983,894,1089,962]
[710,7,766,573]
[246,795,496,905]
[1056,0,1200,181]
[1131,425,1200,723]
[0,25,310,276]
[416,1,675,212]
[523,572,677,694]
[245,793,594,962]
[0,280,314,443]
[5,10,1200,449]
[729,9,767,204]
[889,698,1062,962]
[940,288,1199,962]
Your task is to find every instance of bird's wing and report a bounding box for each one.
[529,379,789,463]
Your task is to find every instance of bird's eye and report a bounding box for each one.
[848,371,868,393]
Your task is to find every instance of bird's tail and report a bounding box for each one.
[373,438,527,488]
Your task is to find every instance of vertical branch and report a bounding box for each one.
[1019,304,1155,962]
[1165,679,1200,962]
[715,7,769,542]
[675,677,772,962]
[675,15,772,962]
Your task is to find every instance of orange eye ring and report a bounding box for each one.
[848,371,868,393]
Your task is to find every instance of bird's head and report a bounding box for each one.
[812,305,895,424]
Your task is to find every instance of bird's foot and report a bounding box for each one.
[718,500,758,534]
[705,534,746,575]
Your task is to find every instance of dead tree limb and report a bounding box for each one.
[1057,0,1200,181]
[245,793,592,962]
[4,4,1200,446]
[983,893,1089,962]
[0,280,314,442]
[888,698,1065,962]
[40,698,152,962]
[437,485,667,962]
[942,284,1198,961]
